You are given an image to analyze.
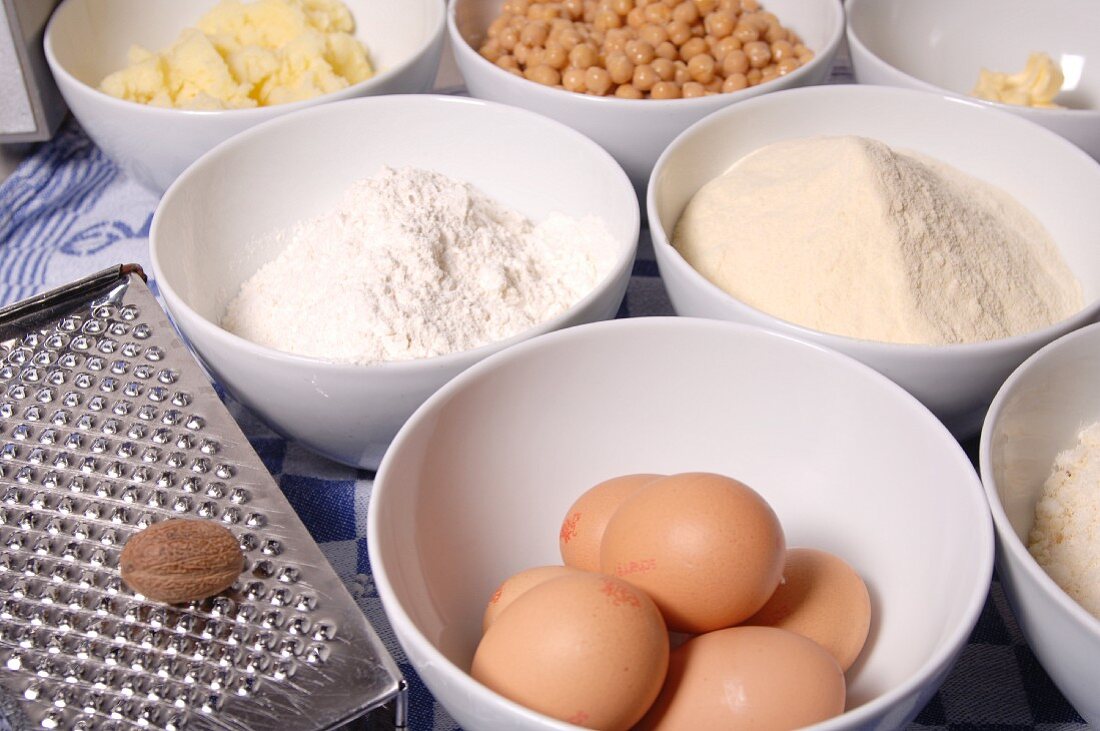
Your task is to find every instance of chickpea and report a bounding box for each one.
[770,39,793,61]
[746,67,762,84]
[673,61,692,84]
[558,27,582,50]
[704,10,735,39]
[764,23,787,44]
[718,0,740,11]
[687,52,716,83]
[760,63,779,81]
[721,71,747,91]
[562,65,588,91]
[721,48,748,75]
[776,56,800,75]
[613,83,642,98]
[650,80,682,98]
[795,44,814,63]
[480,39,504,62]
[564,0,585,19]
[682,80,706,97]
[505,0,529,13]
[644,2,672,24]
[705,77,723,92]
[713,35,741,61]
[513,42,532,64]
[569,42,599,68]
[656,40,679,60]
[626,6,647,27]
[585,65,613,94]
[652,56,675,80]
[679,36,708,61]
[632,62,659,90]
[523,64,559,85]
[634,23,663,46]
[744,39,771,68]
[606,51,635,83]
[594,7,622,30]
[611,0,634,14]
[672,0,699,24]
[742,0,759,10]
[604,28,630,52]
[733,22,759,43]
[488,16,509,38]
[520,21,549,46]
[667,19,692,45]
[693,0,718,14]
[544,41,568,68]
[625,39,656,64]
[499,27,519,50]
[496,54,520,71]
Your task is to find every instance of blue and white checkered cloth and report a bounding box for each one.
[0,103,1091,731]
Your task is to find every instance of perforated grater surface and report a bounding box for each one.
[0,266,406,730]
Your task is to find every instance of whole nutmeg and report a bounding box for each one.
[119,519,244,604]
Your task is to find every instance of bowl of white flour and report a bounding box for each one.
[648,84,1100,439]
[981,322,1100,726]
[150,94,639,469]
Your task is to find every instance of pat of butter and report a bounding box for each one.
[971,52,1064,109]
[98,0,373,110]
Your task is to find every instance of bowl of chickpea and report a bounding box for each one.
[448,0,845,190]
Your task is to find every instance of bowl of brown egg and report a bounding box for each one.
[368,316,994,730]
[447,0,845,190]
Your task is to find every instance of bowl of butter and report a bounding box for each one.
[44,0,446,192]
[845,0,1100,160]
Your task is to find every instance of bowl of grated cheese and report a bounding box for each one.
[44,0,447,193]
[149,94,640,470]
[981,321,1100,727]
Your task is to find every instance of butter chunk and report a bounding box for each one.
[98,0,373,110]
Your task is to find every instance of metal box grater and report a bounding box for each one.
[0,266,406,730]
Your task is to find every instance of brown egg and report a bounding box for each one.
[637,626,846,730]
[471,573,669,731]
[559,473,663,571]
[600,472,785,632]
[742,547,872,671]
[482,565,580,633]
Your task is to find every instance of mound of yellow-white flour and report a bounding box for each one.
[98,0,373,110]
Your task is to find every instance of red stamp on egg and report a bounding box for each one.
[601,578,641,608]
[614,558,656,577]
[559,512,580,543]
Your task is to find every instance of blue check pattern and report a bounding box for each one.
[0,58,1090,731]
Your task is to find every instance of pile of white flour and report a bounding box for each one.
[222,167,617,364]
[672,136,1082,345]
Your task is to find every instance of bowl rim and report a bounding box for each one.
[43,0,448,117]
[645,83,1100,355]
[148,92,640,374]
[844,0,1099,119]
[368,315,996,731]
[979,320,1100,637]
[445,0,846,109]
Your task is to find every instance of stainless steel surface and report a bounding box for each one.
[0,266,405,730]
[0,0,66,143]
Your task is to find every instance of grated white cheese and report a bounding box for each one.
[1028,421,1100,618]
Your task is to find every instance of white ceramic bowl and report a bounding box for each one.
[980,322,1100,726]
[648,84,1100,439]
[846,0,1100,160]
[369,316,994,731]
[448,0,844,191]
[149,94,639,469]
[44,0,446,193]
